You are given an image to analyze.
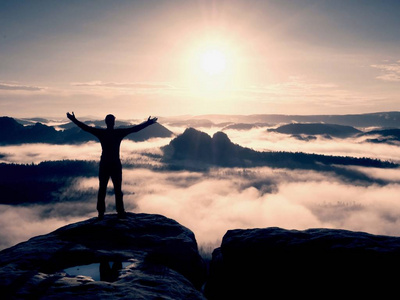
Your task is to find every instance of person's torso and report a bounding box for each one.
[97,129,125,163]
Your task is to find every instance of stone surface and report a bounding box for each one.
[0,213,206,299]
[5,214,400,299]
[205,227,400,299]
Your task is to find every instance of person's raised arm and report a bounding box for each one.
[123,116,158,135]
[66,112,98,135]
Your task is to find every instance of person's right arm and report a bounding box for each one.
[66,112,99,135]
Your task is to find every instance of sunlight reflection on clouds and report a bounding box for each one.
[125,168,400,246]
[1,165,400,251]
[1,127,400,251]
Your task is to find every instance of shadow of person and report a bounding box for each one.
[100,260,123,282]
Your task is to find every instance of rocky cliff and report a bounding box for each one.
[2,215,400,299]
[0,213,206,299]
[205,227,400,299]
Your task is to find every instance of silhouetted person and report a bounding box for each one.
[66,112,157,219]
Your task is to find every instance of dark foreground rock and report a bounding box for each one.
[205,227,400,299]
[4,217,400,300]
[0,213,206,299]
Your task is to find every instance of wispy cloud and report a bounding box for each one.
[246,76,339,96]
[71,81,176,90]
[245,77,351,104]
[371,60,400,82]
[0,139,170,165]
[0,82,44,91]
[237,76,382,113]
[0,204,93,250]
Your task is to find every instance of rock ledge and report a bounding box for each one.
[205,227,400,299]
[0,213,206,299]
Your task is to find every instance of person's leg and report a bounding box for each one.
[97,164,109,219]
[111,165,125,217]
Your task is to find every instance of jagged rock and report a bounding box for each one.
[0,213,206,299]
[162,128,397,171]
[205,227,400,299]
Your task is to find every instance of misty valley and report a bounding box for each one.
[0,112,400,251]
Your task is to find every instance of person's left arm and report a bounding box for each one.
[121,116,158,136]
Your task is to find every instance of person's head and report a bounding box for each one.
[105,114,115,129]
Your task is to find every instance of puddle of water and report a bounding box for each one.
[64,261,133,282]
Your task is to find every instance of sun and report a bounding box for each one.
[200,49,227,75]
[183,38,243,96]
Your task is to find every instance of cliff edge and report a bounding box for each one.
[0,213,206,299]
[205,227,400,299]
[3,214,400,299]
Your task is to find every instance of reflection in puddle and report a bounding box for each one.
[64,261,132,282]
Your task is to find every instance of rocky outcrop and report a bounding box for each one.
[0,213,206,299]
[162,128,397,171]
[4,214,400,299]
[205,227,400,299]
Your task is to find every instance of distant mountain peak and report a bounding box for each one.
[212,131,230,141]
[0,116,23,127]
[269,123,361,138]
[162,127,397,173]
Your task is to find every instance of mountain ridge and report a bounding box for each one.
[162,127,397,170]
[268,123,362,138]
[0,116,173,145]
[163,111,400,128]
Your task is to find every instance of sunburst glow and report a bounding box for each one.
[200,49,227,75]
[181,35,251,112]
[183,38,238,96]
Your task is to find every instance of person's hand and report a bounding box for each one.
[67,112,76,121]
[147,116,158,124]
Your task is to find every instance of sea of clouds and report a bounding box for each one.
[1,124,399,251]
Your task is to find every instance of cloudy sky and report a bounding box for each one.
[1,0,400,118]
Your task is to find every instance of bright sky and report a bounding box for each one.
[1,0,399,119]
